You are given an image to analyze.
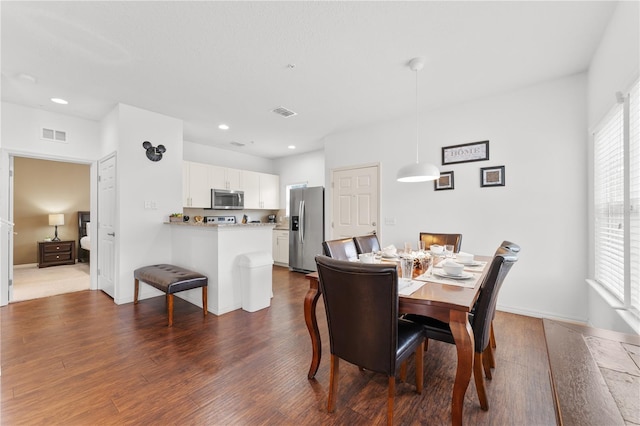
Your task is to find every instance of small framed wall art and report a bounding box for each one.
[442,140,489,165]
[480,165,505,187]
[434,171,454,191]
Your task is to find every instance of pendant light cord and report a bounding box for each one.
[415,68,420,164]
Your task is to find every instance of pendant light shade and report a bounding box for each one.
[397,57,440,183]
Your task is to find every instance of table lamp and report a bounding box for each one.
[49,213,64,242]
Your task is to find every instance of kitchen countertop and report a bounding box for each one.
[165,222,275,228]
[273,226,289,231]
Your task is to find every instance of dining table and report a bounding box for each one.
[303,255,491,426]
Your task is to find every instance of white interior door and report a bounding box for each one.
[98,154,117,299]
[331,164,379,239]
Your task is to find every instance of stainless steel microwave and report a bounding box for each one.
[211,188,244,210]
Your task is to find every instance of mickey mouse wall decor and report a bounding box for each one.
[142,141,166,162]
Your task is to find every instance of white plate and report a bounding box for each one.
[434,271,474,280]
[382,254,398,259]
[459,260,482,266]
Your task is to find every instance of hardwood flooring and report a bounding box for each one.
[1,266,557,425]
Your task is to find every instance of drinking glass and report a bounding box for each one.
[417,241,425,253]
[444,244,454,258]
[404,242,412,255]
[400,257,414,281]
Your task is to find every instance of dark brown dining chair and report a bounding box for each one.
[322,237,359,261]
[404,249,519,411]
[419,232,462,253]
[315,255,425,425]
[486,241,521,367]
[353,234,381,254]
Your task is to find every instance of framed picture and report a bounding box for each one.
[434,171,454,191]
[480,165,505,187]
[442,140,489,165]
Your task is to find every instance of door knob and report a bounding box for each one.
[107,232,115,236]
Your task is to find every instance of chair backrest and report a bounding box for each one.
[353,234,381,254]
[472,250,519,353]
[419,232,463,253]
[315,255,400,375]
[495,240,521,255]
[322,238,359,261]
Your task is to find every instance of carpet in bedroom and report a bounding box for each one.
[12,263,90,302]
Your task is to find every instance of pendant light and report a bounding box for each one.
[397,57,440,183]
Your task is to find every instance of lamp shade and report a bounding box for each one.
[48,214,64,226]
[396,162,440,182]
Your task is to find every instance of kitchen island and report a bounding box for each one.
[168,222,275,315]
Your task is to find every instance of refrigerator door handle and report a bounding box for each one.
[300,200,305,243]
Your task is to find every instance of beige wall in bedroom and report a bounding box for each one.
[13,157,90,265]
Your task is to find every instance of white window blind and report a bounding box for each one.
[594,78,640,313]
[630,81,639,311]
[594,105,625,300]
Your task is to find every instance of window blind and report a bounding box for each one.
[594,104,625,300]
[630,81,639,311]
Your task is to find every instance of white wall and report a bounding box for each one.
[273,149,325,209]
[325,74,589,323]
[0,102,102,305]
[184,141,274,173]
[586,1,639,333]
[106,104,183,304]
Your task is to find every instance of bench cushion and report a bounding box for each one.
[134,264,208,294]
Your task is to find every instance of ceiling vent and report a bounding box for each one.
[41,127,67,143]
[230,141,245,147]
[272,106,297,118]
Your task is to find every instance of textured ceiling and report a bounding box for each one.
[1,1,616,159]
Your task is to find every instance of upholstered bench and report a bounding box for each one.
[134,264,208,327]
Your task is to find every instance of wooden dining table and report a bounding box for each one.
[304,256,490,426]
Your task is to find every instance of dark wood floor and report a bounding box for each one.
[1,266,556,425]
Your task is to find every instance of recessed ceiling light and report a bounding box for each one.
[51,98,68,105]
[288,145,296,150]
[218,124,229,130]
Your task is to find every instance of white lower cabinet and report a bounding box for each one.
[273,230,289,266]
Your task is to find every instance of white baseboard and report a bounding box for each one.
[14,263,38,269]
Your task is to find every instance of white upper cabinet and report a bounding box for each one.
[244,171,279,209]
[184,161,279,210]
[243,170,261,209]
[183,161,212,208]
[211,165,242,191]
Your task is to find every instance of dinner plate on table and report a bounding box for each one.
[382,254,398,259]
[458,260,482,267]
[434,271,473,280]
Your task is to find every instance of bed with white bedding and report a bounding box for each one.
[78,210,90,262]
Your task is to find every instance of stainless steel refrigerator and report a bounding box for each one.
[289,186,325,272]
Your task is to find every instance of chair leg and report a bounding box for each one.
[473,352,489,411]
[202,286,208,318]
[328,355,339,413]
[387,376,395,425]
[167,294,174,327]
[134,279,139,304]
[424,338,429,352]
[399,360,407,382]
[415,341,424,394]
[489,322,497,368]
[482,347,493,380]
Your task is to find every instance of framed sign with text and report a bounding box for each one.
[442,140,489,165]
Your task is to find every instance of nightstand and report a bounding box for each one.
[38,240,76,268]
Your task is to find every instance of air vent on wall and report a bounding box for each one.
[272,106,297,118]
[41,127,67,143]
[230,141,245,147]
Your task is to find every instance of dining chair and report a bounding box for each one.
[486,241,521,368]
[419,232,463,253]
[322,237,359,261]
[315,255,425,425]
[404,249,519,411]
[353,233,381,254]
